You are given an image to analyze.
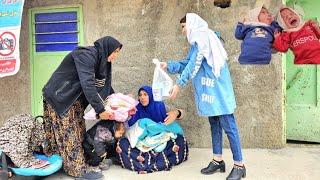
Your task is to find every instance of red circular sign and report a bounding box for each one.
[0,31,16,56]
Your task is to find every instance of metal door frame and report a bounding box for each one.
[29,5,84,116]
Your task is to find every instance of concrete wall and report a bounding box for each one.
[0,0,285,148]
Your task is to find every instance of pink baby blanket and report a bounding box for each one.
[84,93,139,122]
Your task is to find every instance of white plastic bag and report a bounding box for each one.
[152,58,174,101]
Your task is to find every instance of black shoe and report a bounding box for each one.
[200,160,225,175]
[226,165,246,180]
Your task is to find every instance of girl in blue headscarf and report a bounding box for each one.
[116,86,188,174]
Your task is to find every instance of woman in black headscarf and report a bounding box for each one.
[42,36,122,179]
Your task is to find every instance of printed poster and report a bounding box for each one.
[0,0,24,78]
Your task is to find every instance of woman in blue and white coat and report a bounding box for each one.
[160,13,246,180]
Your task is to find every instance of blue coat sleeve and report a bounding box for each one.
[167,44,203,87]
[235,22,246,40]
[166,47,193,75]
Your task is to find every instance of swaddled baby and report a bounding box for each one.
[84,93,138,122]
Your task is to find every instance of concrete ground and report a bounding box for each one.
[45,146,320,180]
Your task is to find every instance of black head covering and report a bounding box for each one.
[94,36,123,62]
[94,36,122,99]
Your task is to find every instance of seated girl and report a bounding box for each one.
[83,121,126,171]
[116,86,188,174]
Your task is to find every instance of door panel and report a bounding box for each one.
[32,54,67,116]
[286,0,320,142]
[30,7,83,116]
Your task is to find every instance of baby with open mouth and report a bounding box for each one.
[273,6,320,64]
[281,8,300,28]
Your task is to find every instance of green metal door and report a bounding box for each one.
[285,0,320,142]
[29,6,83,116]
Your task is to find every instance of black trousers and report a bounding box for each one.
[82,142,117,166]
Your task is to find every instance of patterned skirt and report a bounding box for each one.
[116,134,188,174]
[43,99,88,177]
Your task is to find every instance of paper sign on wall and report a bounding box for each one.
[0,0,25,78]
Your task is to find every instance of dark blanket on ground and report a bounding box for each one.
[116,134,188,173]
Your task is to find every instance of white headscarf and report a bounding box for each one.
[244,5,271,26]
[186,13,227,78]
[277,6,304,32]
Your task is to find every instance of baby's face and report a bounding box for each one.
[258,8,272,25]
[280,8,300,29]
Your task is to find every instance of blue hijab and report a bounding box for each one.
[128,86,167,126]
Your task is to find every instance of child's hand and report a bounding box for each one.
[274,29,280,38]
[310,20,319,30]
